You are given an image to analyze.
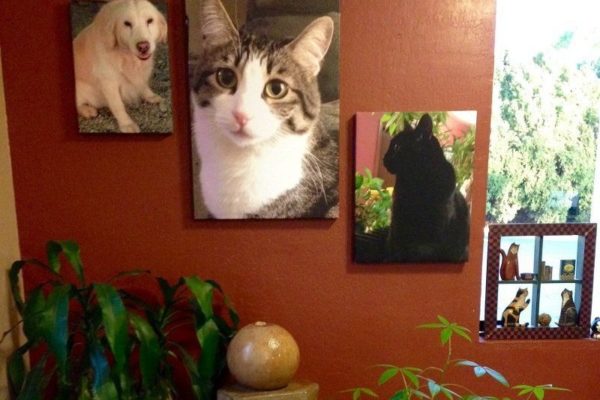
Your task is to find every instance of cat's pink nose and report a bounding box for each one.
[233,111,249,127]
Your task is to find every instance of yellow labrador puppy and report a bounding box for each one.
[73,0,167,133]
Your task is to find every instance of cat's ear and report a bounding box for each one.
[287,16,334,77]
[416,114,434,138]
[198,0,239,49]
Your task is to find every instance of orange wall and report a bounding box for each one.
[2,1,599,398]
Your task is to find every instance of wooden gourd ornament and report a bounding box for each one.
[227,322,300,390]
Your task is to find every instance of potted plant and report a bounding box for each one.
[3,240,238,400]
[343,316,570,399]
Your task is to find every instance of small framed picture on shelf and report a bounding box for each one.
[560,259,576,280]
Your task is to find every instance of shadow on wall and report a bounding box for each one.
[0,48,24,398]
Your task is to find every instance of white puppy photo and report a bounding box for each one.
[71,0,172,134]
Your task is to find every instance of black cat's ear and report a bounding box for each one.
[197,0,239,50]
[416,114,434,138]
[286,16,334,77]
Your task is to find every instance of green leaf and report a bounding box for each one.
[533,387,544,400]
[378,367,399,385]
[89,340,111,393]
[47,241,63,273]
[356,174,364,189]
[94,284,130,390]
[341,388,378,400]
[451,324,472,342]
[455,360,478,367]
[94,381,119,400]
[197,319,220,381]
[170,343,203,399]
[390,390,408,400]
[440,327,453,345]
[207,280,239,331]
[484,366,509,387]
[401,368,421,388]
[184,276,214,320]
[22,287,45,340]
[130,313,160,391]
[9,261,27,314]
[47,240,85,286]
[7,347,26,396]
[428,380,441,397]
[437,315,450,325]
[59,240,85,285]
[108,269,150,282]
[9,259,59,315]
[381,113,392,123]
[40,284,71,383]
[17,356,48,400]
[417,323,445,329]
[474,366,486,378]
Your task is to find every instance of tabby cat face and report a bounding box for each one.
[191,0,333,147]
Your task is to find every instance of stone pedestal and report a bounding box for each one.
[217,382,319,400]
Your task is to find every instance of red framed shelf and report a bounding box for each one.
[483,223,596,340]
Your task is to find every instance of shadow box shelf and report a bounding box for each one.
[483,223,596,340]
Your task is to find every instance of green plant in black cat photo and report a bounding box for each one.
[355,168,393,233]
[3,240,238,400]
[342,316,569,400]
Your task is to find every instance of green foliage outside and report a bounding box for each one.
[342,316,570,400]
[487,36,600,223]
[3,240,239,400]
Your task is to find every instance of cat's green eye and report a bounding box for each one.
[264,80,289,99]
[216,68,237,89]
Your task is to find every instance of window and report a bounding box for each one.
[482,0,600,329]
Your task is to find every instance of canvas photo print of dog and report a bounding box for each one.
[187,0,340,220]
[354,111,476,263]
[70,0,172,134]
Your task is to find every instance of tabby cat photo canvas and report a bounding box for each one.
[187,0,340,219]
[70,0,173,134]
[354,111,476,263]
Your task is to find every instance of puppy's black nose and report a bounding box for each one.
[137,41,150,54]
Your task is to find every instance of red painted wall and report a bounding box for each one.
[2,0,599,398]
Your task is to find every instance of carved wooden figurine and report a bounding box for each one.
[499,243,520,280]
[502,287,530,327]
[558,289,578,327]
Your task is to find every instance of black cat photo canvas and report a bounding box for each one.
[187,0,340,220]
[354,111,476,263]
[70,0,173,134]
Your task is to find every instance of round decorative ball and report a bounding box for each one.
[227,322,300,390]
[538,313,552,327]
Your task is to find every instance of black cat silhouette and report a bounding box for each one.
[383,114,469,262]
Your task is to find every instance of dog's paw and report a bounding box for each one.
[78,104,98,118]
[119,122,141,133]
[143,93,163,104]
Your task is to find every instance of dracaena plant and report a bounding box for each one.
[343,316,570,400]
[3,240,238,400]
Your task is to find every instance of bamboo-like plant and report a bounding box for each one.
[3,240,238,400]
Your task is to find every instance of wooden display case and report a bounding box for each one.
[483,223,596,340]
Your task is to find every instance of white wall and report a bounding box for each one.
[0,48,22,397]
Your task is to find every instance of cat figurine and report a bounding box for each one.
[383,114,470,262]
[189,0,339,219]
[558,288,578,327]
[502,287,530,328]
[499,243,520,280]
[591,317,600,339]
